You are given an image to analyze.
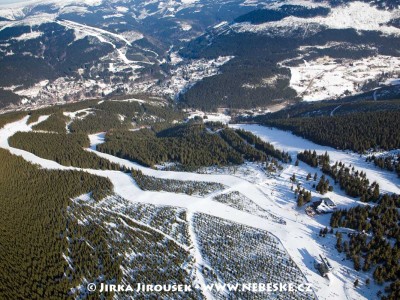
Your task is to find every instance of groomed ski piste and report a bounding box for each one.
[1,115,399,300]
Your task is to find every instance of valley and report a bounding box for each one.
[0,0,399,112]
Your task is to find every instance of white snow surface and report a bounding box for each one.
[12,30,43,41]
[14,80,49,98]
[231,124,400,195]
[1,116,398,300]
[0,0,100,21]
[283,55,400,101]
[233,1,400,36]
[0,0,102,9]
[186,110,231,124]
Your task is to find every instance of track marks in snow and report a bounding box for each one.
[95,204,190,252]
[330,105,342,116]
[57,19,153,68]
[58,19,132,46]
[187,211,214,300]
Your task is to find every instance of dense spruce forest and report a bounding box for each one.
[97,122,289,170]
[97,124,243,170]
[131,169,225,196]
[265,111,400,152]
[330,194,400,300]
[237,98,400,153]
[239,99,400,121]
[0,148,116,299]
[0,111,27,128]
[234,128,291,163]
[298,150,380,202]
[234,5,331,24]
[69,101,184,134]
[31,113,69,134]
[219,128,267,162]
[366,154,400,178]
[9,132,121,170]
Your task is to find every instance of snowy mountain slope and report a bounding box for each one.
[179,0,400,109]
[1,111,399,299]
[233,1,400,36]
[0,0,265,110]
[1,2,399,298]
[0,0,399,111]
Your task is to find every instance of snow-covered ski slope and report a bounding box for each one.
[1,116,399,299]
[231,124,400,195]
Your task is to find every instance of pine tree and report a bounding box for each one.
[297,195,304,207]
[372,184,380,201]
[290,173,296,183]
[354,279,359,287]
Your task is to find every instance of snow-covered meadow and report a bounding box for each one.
[282,55,400,101]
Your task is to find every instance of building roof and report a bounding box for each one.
[315,198,337,213]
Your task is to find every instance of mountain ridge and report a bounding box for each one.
[0,0,399,112]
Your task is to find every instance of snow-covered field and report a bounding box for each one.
[186,109,232,124]
[1,116,399,299]
[281,55,400,101]
[233,1,400,36]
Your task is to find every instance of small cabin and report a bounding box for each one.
[313,198,337,214]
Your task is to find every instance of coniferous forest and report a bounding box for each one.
[330,194,400,300]
[0,148,114,299]
[0,93,399,300]
[240,99,400,153]
[0,111,27,128]
[298,150,380,201]
[265,111,400,153]
[9,132,121,170]
[366,154,400,178]
[2,1,400,299]
[97,122,289,170]
[98,124,243,169]
[31,113,69,134]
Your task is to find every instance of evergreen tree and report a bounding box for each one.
[354,279,359,287]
